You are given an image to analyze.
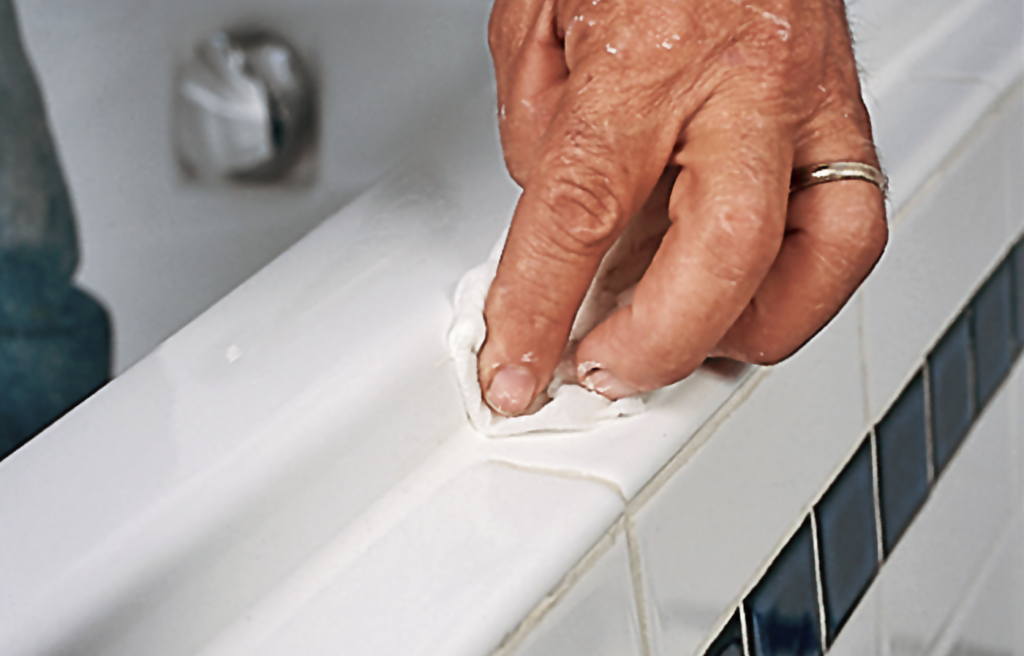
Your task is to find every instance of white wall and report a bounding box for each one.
[15,0,493,372]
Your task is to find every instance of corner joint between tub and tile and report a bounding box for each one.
[625,515,654,656]
[488,517,629,656]
[627,366,773,513]
[889,75,1023,230]
[489,459,628,504]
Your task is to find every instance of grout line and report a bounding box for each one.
[494,228,1024,656]
[856,292,874,425]
[718,429,882,654]
[628,367,771,512]
[869,429,885,564]
[489,518,624,656]
[491,460,627,505]
[809,512,828,652]
[922,361,936,486]
[739,601,751,656]
[870,185,1024,432]
[720,188,1024,656]
[862,0,993,100]
[625,516,654,656]
[888,75,1022,230]
[921,504,1022,656]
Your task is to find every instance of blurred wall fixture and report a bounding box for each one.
[175,30,315,182]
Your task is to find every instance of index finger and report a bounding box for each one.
[478,63,679,416]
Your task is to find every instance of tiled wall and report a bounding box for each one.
[497,85,1024,656]
[703,239,1024,656]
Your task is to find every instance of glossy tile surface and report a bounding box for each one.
[1007,94,1024,240]
[875,371,929,556]
[747,519,822,656]
[510,534,643,656]
[971,261,1014,410]
[814,438,878,643]
[702,611,744,656]
[880,370,1015,656]
[823,587,879,656]
[632,302,866,656]
[911,0,1023,85]
[217,463,625,656]
[862,104,1013,418]
[928,314,974,475]
[869,76,1001,212]
[950,514,1024,656]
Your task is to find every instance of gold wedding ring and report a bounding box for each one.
[790,162,888,195]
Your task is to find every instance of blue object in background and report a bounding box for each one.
[747,518,822,656]
[970,261,1014,411]
[0,0,111,460]
[815,437,878,644]
[928,314,974,475]
[875,371,930,556]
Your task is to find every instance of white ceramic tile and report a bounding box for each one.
[826,585,881,656]
[630,298,868,656]
[860,0,1024,215]
[506,531,644,656]
[190,462,623,656]
[848,0,965,79]
[1008,361,1024,503]
[910,0,1023,86]
[869,75,1001,214]
[942,512,1024,656]
[879,371,1016,656]
[862,107,1014,419]
[1004,89,1024,240]
[487,363,753,502]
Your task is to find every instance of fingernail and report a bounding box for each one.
[582,369,639,400]
[486,366,537,416]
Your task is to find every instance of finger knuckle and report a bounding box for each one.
[848,211,888,269]
[819,191,889,273]
[541,164,627,255]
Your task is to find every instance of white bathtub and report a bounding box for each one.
[1,0,1022,655]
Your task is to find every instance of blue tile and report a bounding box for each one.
[927,313,974,475]
[875,371,929,556]
[1012,241,1024,353]
[815,437,878,644]
[971,261,1013,410]
[747,518,822,656]
[704,610,744,656]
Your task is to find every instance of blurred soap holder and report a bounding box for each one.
[174,28,318,186]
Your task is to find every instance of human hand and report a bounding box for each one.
[480,0,887,416]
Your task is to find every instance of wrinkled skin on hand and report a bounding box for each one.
[480,0,887,416]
